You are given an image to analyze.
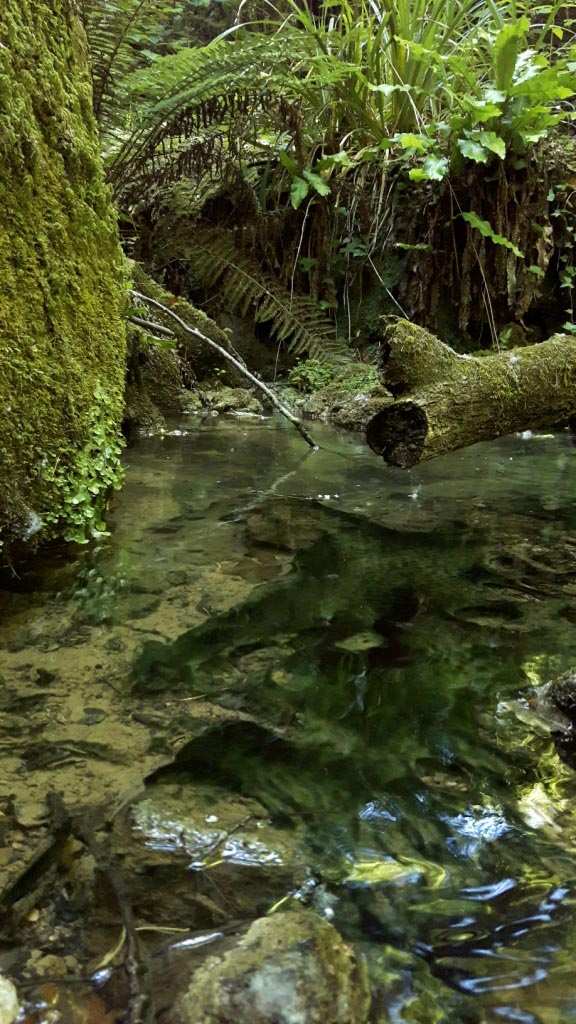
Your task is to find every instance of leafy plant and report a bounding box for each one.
[288,358,335,392]
[86,0,576,345]
[288,357,380,392]
[80,0,191,135]
[550,182,576,330]
[461,211,524,258]
[42,384,125,543]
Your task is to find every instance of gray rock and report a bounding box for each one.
[176,909,371,1024]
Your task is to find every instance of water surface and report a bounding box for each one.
[2,415,576,1023]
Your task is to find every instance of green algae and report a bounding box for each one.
[0,0,126,549]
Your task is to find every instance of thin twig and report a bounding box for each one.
[130,317,175,338]
[129,290,319,450]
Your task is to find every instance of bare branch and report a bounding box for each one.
[129,290,318,450]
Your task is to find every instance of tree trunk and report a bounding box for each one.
[0,0,126,552]
[366,321,576,468]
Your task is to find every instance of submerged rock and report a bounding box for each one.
[110,780,306,928]
[175,909,371,1024]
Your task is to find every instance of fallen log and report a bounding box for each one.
[366,322,576,468]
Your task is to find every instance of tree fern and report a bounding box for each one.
[188,228,346,361]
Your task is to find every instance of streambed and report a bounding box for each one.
[2,414,576,1023]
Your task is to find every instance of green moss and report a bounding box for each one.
[0,0,126,550]
[289,358,380,394]
[132,264,238,379]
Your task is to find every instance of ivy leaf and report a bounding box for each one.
[463,99,503,123]
[395,242,433,251]
[462,211,524,258]
[300,257,318,272]
[484,88,507,104]
[290,176,310,209]
[279,149,298,174]
[316,150,355,170]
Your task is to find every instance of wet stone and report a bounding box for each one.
[14,802,48,829]
[110,781,306,929]
[0,976,18,1024]
[175,909,371,1024]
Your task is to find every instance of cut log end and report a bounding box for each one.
[366,403,428,468]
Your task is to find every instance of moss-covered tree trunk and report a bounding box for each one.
[0,0,126,552]
[366,321,576,467]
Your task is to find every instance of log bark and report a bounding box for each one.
[367,322,576,468]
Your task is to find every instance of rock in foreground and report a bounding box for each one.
[175,909,371,1024]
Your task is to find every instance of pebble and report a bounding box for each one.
[0,977,18,1024]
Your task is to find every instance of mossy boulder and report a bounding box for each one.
[287,360,392,430]
[175,909,371,1024]
[0,0,126,550]
[206,386,264,415]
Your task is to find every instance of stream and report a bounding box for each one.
[2,413,576,1023]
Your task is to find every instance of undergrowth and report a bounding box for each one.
[86,0,576,347]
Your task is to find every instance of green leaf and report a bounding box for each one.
[316,151,355,170]
[458,139,490,163]
[493,18,529,92]
[300,257,318,273]
[302,170,331,197]
[463,99,503,123]
[395,242,433,251]
[421,154,448,180]
[462,211,524,258]
[365,81,402,95]
[290,176,310,209]
[278,149,298,174]
[484,88,507,104]
[398,133,429,152]
[478,131,506,159]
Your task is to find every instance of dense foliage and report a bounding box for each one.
[84,0,576,348]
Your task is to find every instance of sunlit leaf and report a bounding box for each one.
[478,131,506,158]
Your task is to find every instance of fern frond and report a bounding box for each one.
[189,228,347,362]
[107,33,314,198]
[80,0,187,132]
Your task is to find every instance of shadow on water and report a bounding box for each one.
[127,423,576,1020]
[5,417,576,1020]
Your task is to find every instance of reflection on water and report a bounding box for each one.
[3,415,576,1021]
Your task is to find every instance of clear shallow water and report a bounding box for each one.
[3,415,576,1022]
